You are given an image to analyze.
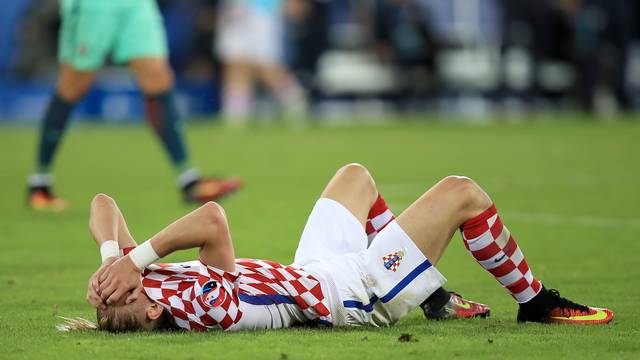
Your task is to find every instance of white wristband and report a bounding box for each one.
[128,240,159,271]
[99,240,120,262]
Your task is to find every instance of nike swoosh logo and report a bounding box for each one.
[494,253,507,263]
[551,308,610,322]
[451,297,472,309]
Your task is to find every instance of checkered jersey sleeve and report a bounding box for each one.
[193,263,243,330]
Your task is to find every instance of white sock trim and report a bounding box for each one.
[178,168,200,188]
[28,173,52,187]
[128,240,159,271]
[99,240,120,262]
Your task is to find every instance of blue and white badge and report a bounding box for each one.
[202,281,225,307]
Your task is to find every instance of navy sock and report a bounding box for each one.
[421,287,451,311]
[37,94,74,172]
[143,91,189,170]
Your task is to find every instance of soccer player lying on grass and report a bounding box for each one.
[62,164,613,332]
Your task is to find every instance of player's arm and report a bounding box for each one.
[89,194,119,257]
[98,202,236,304]
[148,202,236,271]
[87,193,135,308]
[89,193,138,251]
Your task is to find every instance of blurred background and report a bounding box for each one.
[1,0,639,122]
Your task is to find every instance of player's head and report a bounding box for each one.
[96,292,177,332]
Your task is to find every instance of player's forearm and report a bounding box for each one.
[148,206,218,258]
[127,203,235,272]
[89,194,123,263]
[89,194,119,247]
[116,210,138,249]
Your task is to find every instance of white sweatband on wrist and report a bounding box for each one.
[128,240,159,271]
[100,240,120,262]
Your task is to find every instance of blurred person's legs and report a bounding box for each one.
[257,63,307,121]
[28,0,241,211]
[127,56,242,203]
[221,60,306,123]
[253,3,307,121]
[216,2,259,123]
[28,0,118,211]
[127,57,189,179]
[604,0,634,111]
[499,0,555,102]
[574,0,634,112]
[221,61,255,122]
[216,0,306,123]
[116,0,241,203]
[28,63,96,211]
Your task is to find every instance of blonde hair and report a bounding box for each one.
[56,316,98,332]
[97,306,145,332]
[56,307,179,333]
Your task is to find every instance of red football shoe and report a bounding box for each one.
[183,177,243,203]
[28,187,68,212]
[423,292,491,320]
[518,288,613,325]
[546,305,614,325]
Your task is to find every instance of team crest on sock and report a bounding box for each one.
[382,251,404,272]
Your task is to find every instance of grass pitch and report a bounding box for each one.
[1,118,639,359]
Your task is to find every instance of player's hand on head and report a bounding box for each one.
[125,282,144,304]
[98,255,143,305]
[86,257,117,309]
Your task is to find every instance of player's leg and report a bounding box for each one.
[221,61,255,122]
[319,164,490,319]
[127,57,187,168]
[28,0,116,211]
[29,65,96,212]
[394,176,492,265]
[117,0,241,203]
[364,186,491,320]
[216,1,258,123]
[319,163,379,227]
[392,176,613,324]
[251,5,306,121]
[293,163,376,268]
[258,64,307,120]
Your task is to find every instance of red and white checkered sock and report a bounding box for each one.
[461,204,542,303]
[366,193,396,245]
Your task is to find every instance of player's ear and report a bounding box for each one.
[146,302,164,320]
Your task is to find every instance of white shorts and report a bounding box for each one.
[293,198,447,327]
[216,3,283,66]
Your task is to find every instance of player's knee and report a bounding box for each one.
[199,201,227,225]
[147,64,172,86]
[337,163,370,181]
[337,163,376,196]
[440,176,491,211]
[133,60,173,94]
[57,66,94,102]
[57,78,92,102]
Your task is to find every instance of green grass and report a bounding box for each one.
[1,119,639,359]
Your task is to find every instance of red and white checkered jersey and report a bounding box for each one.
[140,258,333,331]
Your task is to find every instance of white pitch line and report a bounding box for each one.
[386,204,640,230]
[381,181,640,230]
[504,211,640,229]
